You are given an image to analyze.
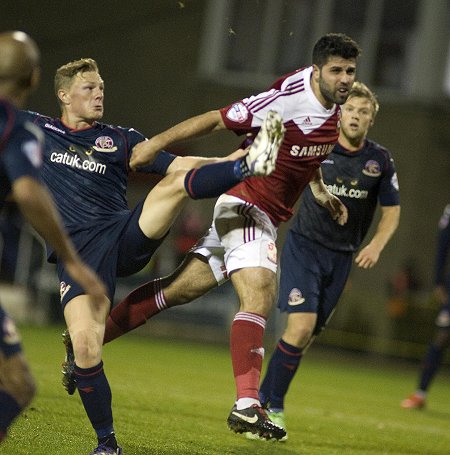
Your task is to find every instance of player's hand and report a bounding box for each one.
[130,138,162,171]
[355,244,380,269]
[64,259,107,306]
[315,192,348,226]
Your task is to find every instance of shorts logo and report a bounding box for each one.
[267,240,277,264]
[362,160,381,177]
[226,103,248,123]
[2,316,21,345]
[60,281,71,301]
[288,288,305,306]
[93,136,117,152]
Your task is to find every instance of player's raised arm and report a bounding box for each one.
[130,110,225,170]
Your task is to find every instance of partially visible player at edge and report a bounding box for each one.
[98,33,361,441]
[401,203,449,409]
[249,81,400,440]
[23,56,282,455]
[0,31,105,445]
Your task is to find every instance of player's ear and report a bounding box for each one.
[312,64,320,81]
[58,88,69,105]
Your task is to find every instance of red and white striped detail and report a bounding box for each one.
[246,80,305,113]
[154,278,167,311]
[237,202,256,243]
[233,311,266,329]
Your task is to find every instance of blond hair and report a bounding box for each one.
[54,58,99,106]
[348,81,379,117]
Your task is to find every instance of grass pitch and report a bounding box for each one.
[3,325,450,455]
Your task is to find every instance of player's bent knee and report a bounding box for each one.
[70,327,103,367]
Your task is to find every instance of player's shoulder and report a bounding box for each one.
[270,66,311,91]
[365,138,393,160]
[99,121,145,138]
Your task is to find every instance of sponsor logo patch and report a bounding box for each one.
[226,103,248,123]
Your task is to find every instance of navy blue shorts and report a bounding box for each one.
[277,231,353,335]
[57,198,165,307]
[0,305,22,358]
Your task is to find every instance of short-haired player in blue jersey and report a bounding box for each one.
[22,57,283,455]
[401,204,450,410]
[0,32,105,445]
[253,81,401,440]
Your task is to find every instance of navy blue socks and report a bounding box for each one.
[184,160,246,199]
[259,339,303,410]
[74,361,115,442]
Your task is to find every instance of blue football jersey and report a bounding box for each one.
[0,100,43,207]
[292,139,400,252]
[22,111,175,230]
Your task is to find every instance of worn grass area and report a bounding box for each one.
[3,325,449,455]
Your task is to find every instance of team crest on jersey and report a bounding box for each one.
[226,103,248,123]
[93,136,118,152]
[288,288,305,306]
[362,160,381,177]
[60,281,71,301]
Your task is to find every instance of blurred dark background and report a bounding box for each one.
[1,0,449,361]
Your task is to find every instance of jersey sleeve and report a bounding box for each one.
[219,68,307,134]
[2,123,43,184]
[378,149,400,206]
[220,87,287,134]
[138,150,177,176]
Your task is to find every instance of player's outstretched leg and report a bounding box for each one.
[61,329,76,395]
[227,403,286,441]
[243,110,285,177]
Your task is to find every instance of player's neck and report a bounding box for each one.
[338,135,364,152]
[60,113,95,131]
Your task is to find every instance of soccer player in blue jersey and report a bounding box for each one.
[401,204,450,409]
[252,81,401,440]
[0,31,105,445]
[23,57,283,455]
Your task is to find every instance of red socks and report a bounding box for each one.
[230,312,266,400]
[104,278,167,344]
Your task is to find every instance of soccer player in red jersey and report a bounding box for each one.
[102,33,361,440]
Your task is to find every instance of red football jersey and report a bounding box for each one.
[220,66,340,225]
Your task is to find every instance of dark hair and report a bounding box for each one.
[312,33,361,67]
